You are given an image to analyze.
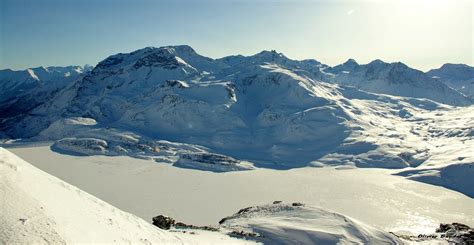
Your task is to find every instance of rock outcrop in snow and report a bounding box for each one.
[49,128,255,172]
[40,118,254,172]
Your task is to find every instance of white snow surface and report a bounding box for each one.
[0,147,254,244]
[1,147,409,244]
[397,162,474,198]
[28,101,474,195]
[219,202,402,244]
[7,145,473,239]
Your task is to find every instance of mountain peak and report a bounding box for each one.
[344,58,358,65]
[329,58,359,73]
[427,63,474,83]
[253,50,285,59]
[163,45,197,55]
[368,59,386,65]
[391,62,409,69]
[440,63,470,69]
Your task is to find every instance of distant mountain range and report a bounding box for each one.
[0,46,472,174]
[0,65,92,119]
[1,48,471,107]
[326,59,472,105]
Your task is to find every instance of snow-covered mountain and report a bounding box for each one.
[0,65,91,102]
[0,46,472,175]
[0,65,92,124]
[1,46,473,243]
[427,63,474,98]
[325,59,471,106]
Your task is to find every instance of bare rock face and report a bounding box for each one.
[151,215,175,230]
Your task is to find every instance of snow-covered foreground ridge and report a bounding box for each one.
[0,147,403,244]
[219,202,402,244]
[0,147,251,244]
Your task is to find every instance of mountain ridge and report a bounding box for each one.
[0,45,473,174]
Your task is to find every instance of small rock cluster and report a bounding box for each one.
[229,230,260,239]
[151,215,175,230]
[152,215,219,232]
[174,222,219,232]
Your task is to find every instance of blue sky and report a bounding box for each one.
[0,0,472,71]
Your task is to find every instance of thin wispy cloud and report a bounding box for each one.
[347,8,357,15]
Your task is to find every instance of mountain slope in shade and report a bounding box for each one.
[0,147,254,244]
[0,65,92,130]
[0,45,472,173]
[0,66,91,103]
[427,63,474,98]
[325,59,471,106]
[1,45,470,169]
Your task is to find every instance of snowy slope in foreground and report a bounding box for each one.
[219,202,401,244]
[0,147,251,244]
[9,145,474,238]
[0,148,405,244]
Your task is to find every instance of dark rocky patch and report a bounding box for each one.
[96,57,123,70]
[228,230,261,239]
[292,202,304,207]
[152,215,219,232]
[236,206,254,214]
[180,152,240,166]
[133,50,181,70]
[151,215,175,230]
[174,222,219,232]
